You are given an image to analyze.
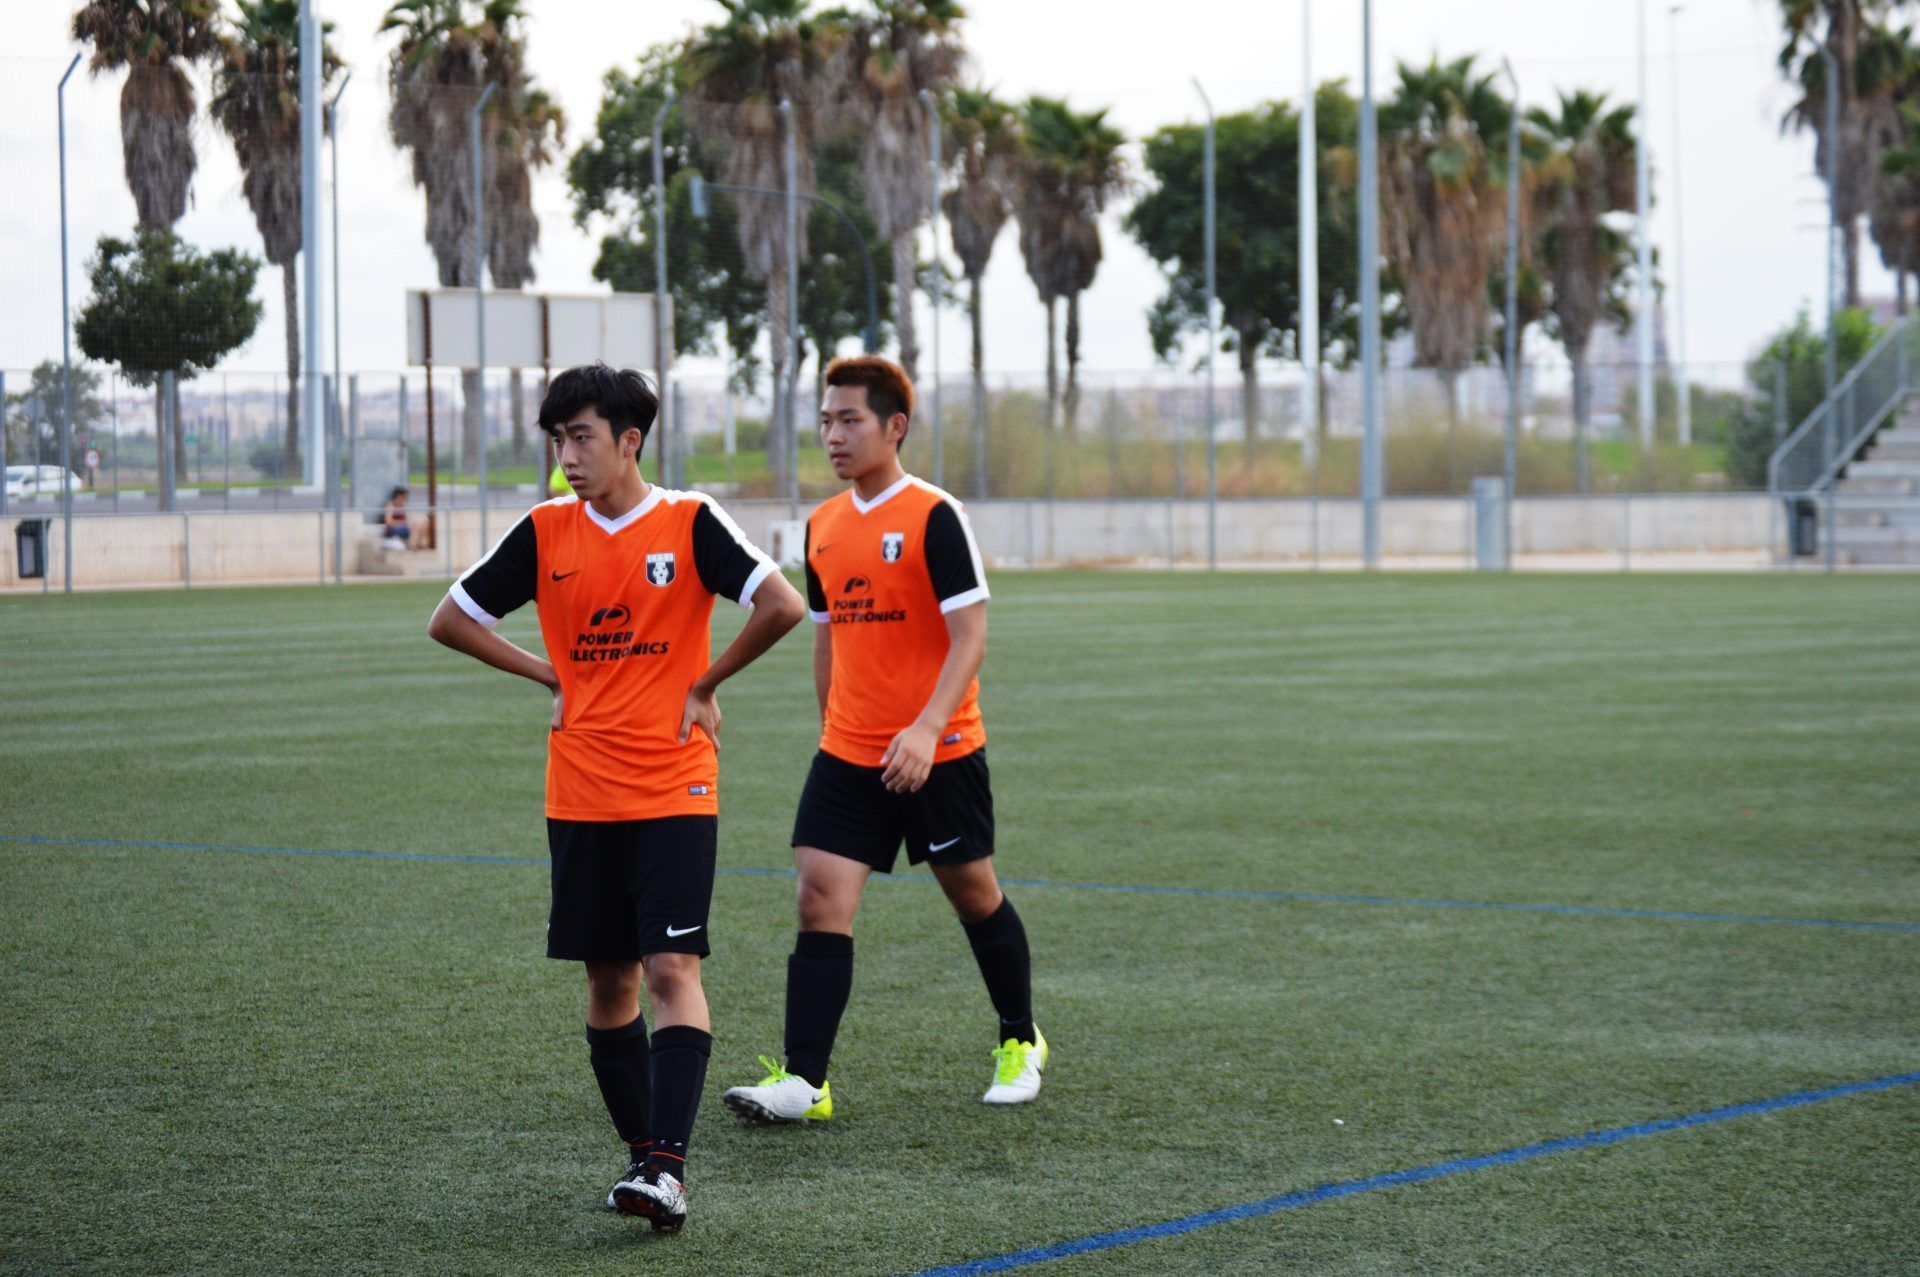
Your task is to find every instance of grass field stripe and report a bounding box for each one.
[7,832,1920,934]
[910,1070,1920,1277]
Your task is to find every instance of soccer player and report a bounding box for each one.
[722,355,1045,1124]
[427,363,804,1231]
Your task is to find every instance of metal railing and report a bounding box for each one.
[1768,315,1920,569]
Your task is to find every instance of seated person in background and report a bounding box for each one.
[383,486,413,547]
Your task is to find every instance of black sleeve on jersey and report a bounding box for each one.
[804,519,827,615]
[923,499,985,605]
[692,501,770,603]
[456,513,537,621]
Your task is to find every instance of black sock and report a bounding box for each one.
[963,897,1035,1044]
[585,1015,651,1153]
[784,930,854,1088]
[646,1025,712,1181]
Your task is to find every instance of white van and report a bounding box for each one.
[5,465,84,501]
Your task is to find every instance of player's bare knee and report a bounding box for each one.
[640,951,703,1003]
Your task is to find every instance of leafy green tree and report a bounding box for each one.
[6,360,108,466]
[74,231,263,509]
[799,134,896,398]
[1722,307,1882,487]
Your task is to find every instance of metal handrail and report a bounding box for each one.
[1768,314,1913,500]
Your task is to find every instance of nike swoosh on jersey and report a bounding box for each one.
[929,837,962,853]
[665,924,703,937]
[550,569,581,581]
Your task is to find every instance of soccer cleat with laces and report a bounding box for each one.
[722,1055,833,1123]
[611,1163,688,1232]
[603,1161,645,1212]
[982,1027,1048,1104]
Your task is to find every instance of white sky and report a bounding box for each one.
[0,0,1873,390]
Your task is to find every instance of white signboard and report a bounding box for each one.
[405,289,671,371]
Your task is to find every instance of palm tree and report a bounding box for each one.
[837,0,966,379]
[209,0,341,477]
[1013,96,1126,432]
[682,0,842,491]
[382,0,527,466]
[72,0,220,494]
[488,81,565,461]
[1780,1,1909,308]
[1875,93,1920,313]
[72,0,220,231]
[1528,89,1637,494]
[942,85,1017,491]
[1379,55,1511,483]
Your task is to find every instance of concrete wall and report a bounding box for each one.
[0,494,1776,591]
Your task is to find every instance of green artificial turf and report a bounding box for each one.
[2,572,1916,1276]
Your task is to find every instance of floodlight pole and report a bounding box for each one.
[1821,41,1839,403]
[328,72,349,582]
[1359,0,1383,569]
[653,87,675,487]
[472,81,497,549]
[1502,57,1520,570]
[57,52,81,593]
[1635,0,1655,452]
[300,0,324,498]
[921,88,944,489]
[782,98,800,520]
[1668,5,1689,445]
[1299,0,1319,500]
[1195,78,1217,571]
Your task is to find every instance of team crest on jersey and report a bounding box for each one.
[881,531,904,563]
[647,552,676,586]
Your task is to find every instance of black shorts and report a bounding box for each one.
[791,748,995,873]
[546,816,717,961]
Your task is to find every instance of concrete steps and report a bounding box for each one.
[1825,400,1920,564]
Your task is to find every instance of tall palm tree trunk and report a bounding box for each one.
[462,369,482,477]
[173,377,187,485]
[1571,351,1591,494]
[1064,290,1082,433]
[1442,369,1462,492]
[769,267,793,495]
[509,369,527,462]
[282,262,301,474]
[1044,298,1058,424]
[1845,222,1861,310]
[969,273,988,496]
[1238,334,1259,479]
[153,389,169,512]
[893,230,918,377]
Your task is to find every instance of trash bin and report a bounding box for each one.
[15,517,49,579]
[1787,497,1818,557]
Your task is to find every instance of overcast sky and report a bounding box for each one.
[0,0,1879,391]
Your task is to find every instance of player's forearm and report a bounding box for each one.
[812,626,833,718]
[912,611,986,733]
[428,597,557,689]
[693,574,804,694]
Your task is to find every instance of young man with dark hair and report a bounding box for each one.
[428,362,804,1230]
[722,355,1047,1124]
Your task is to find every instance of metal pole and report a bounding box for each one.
[653,87,675,488]
[328,376,341,583]
[1503,58,1521,569]
[58,52,81,593]
[1299,3,1319,514]
[300,0,324,492]
[327,73,349,509]
[1668,5,1690,446]
[1195,79,1217,571]
[1635,0,1655,452]
[1359,0,1383,568]
[782,98,800,520]
[1822,42,1839,404]
[471,82,496,548]
[922,88,945,489]
[0,369,8,517]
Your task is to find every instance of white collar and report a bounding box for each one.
[851,473,914,514]
[584,484,664,535]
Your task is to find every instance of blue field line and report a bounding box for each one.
[5,832,1918,935]
[910,1069,1920,1276]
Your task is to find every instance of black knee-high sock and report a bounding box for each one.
[645,1025,711,1180]
[586,1015,652,1162]
[963,897,1034,1044]
[784,930,854,1088]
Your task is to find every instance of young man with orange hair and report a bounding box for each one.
[722,355,1046,1123]
[428,363,805,1231]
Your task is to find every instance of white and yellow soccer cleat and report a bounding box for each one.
[722,1055,833,1123]
[982,1027,1048,1104]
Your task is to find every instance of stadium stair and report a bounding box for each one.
[1830,397,1920,566]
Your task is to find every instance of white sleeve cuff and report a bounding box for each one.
[449,582,501,628]
[809,609,832,624]
[738,559,778,609]
[938,584,991,614]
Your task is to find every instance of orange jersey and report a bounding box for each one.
[449,487,778,821]
[805,475,990,766]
